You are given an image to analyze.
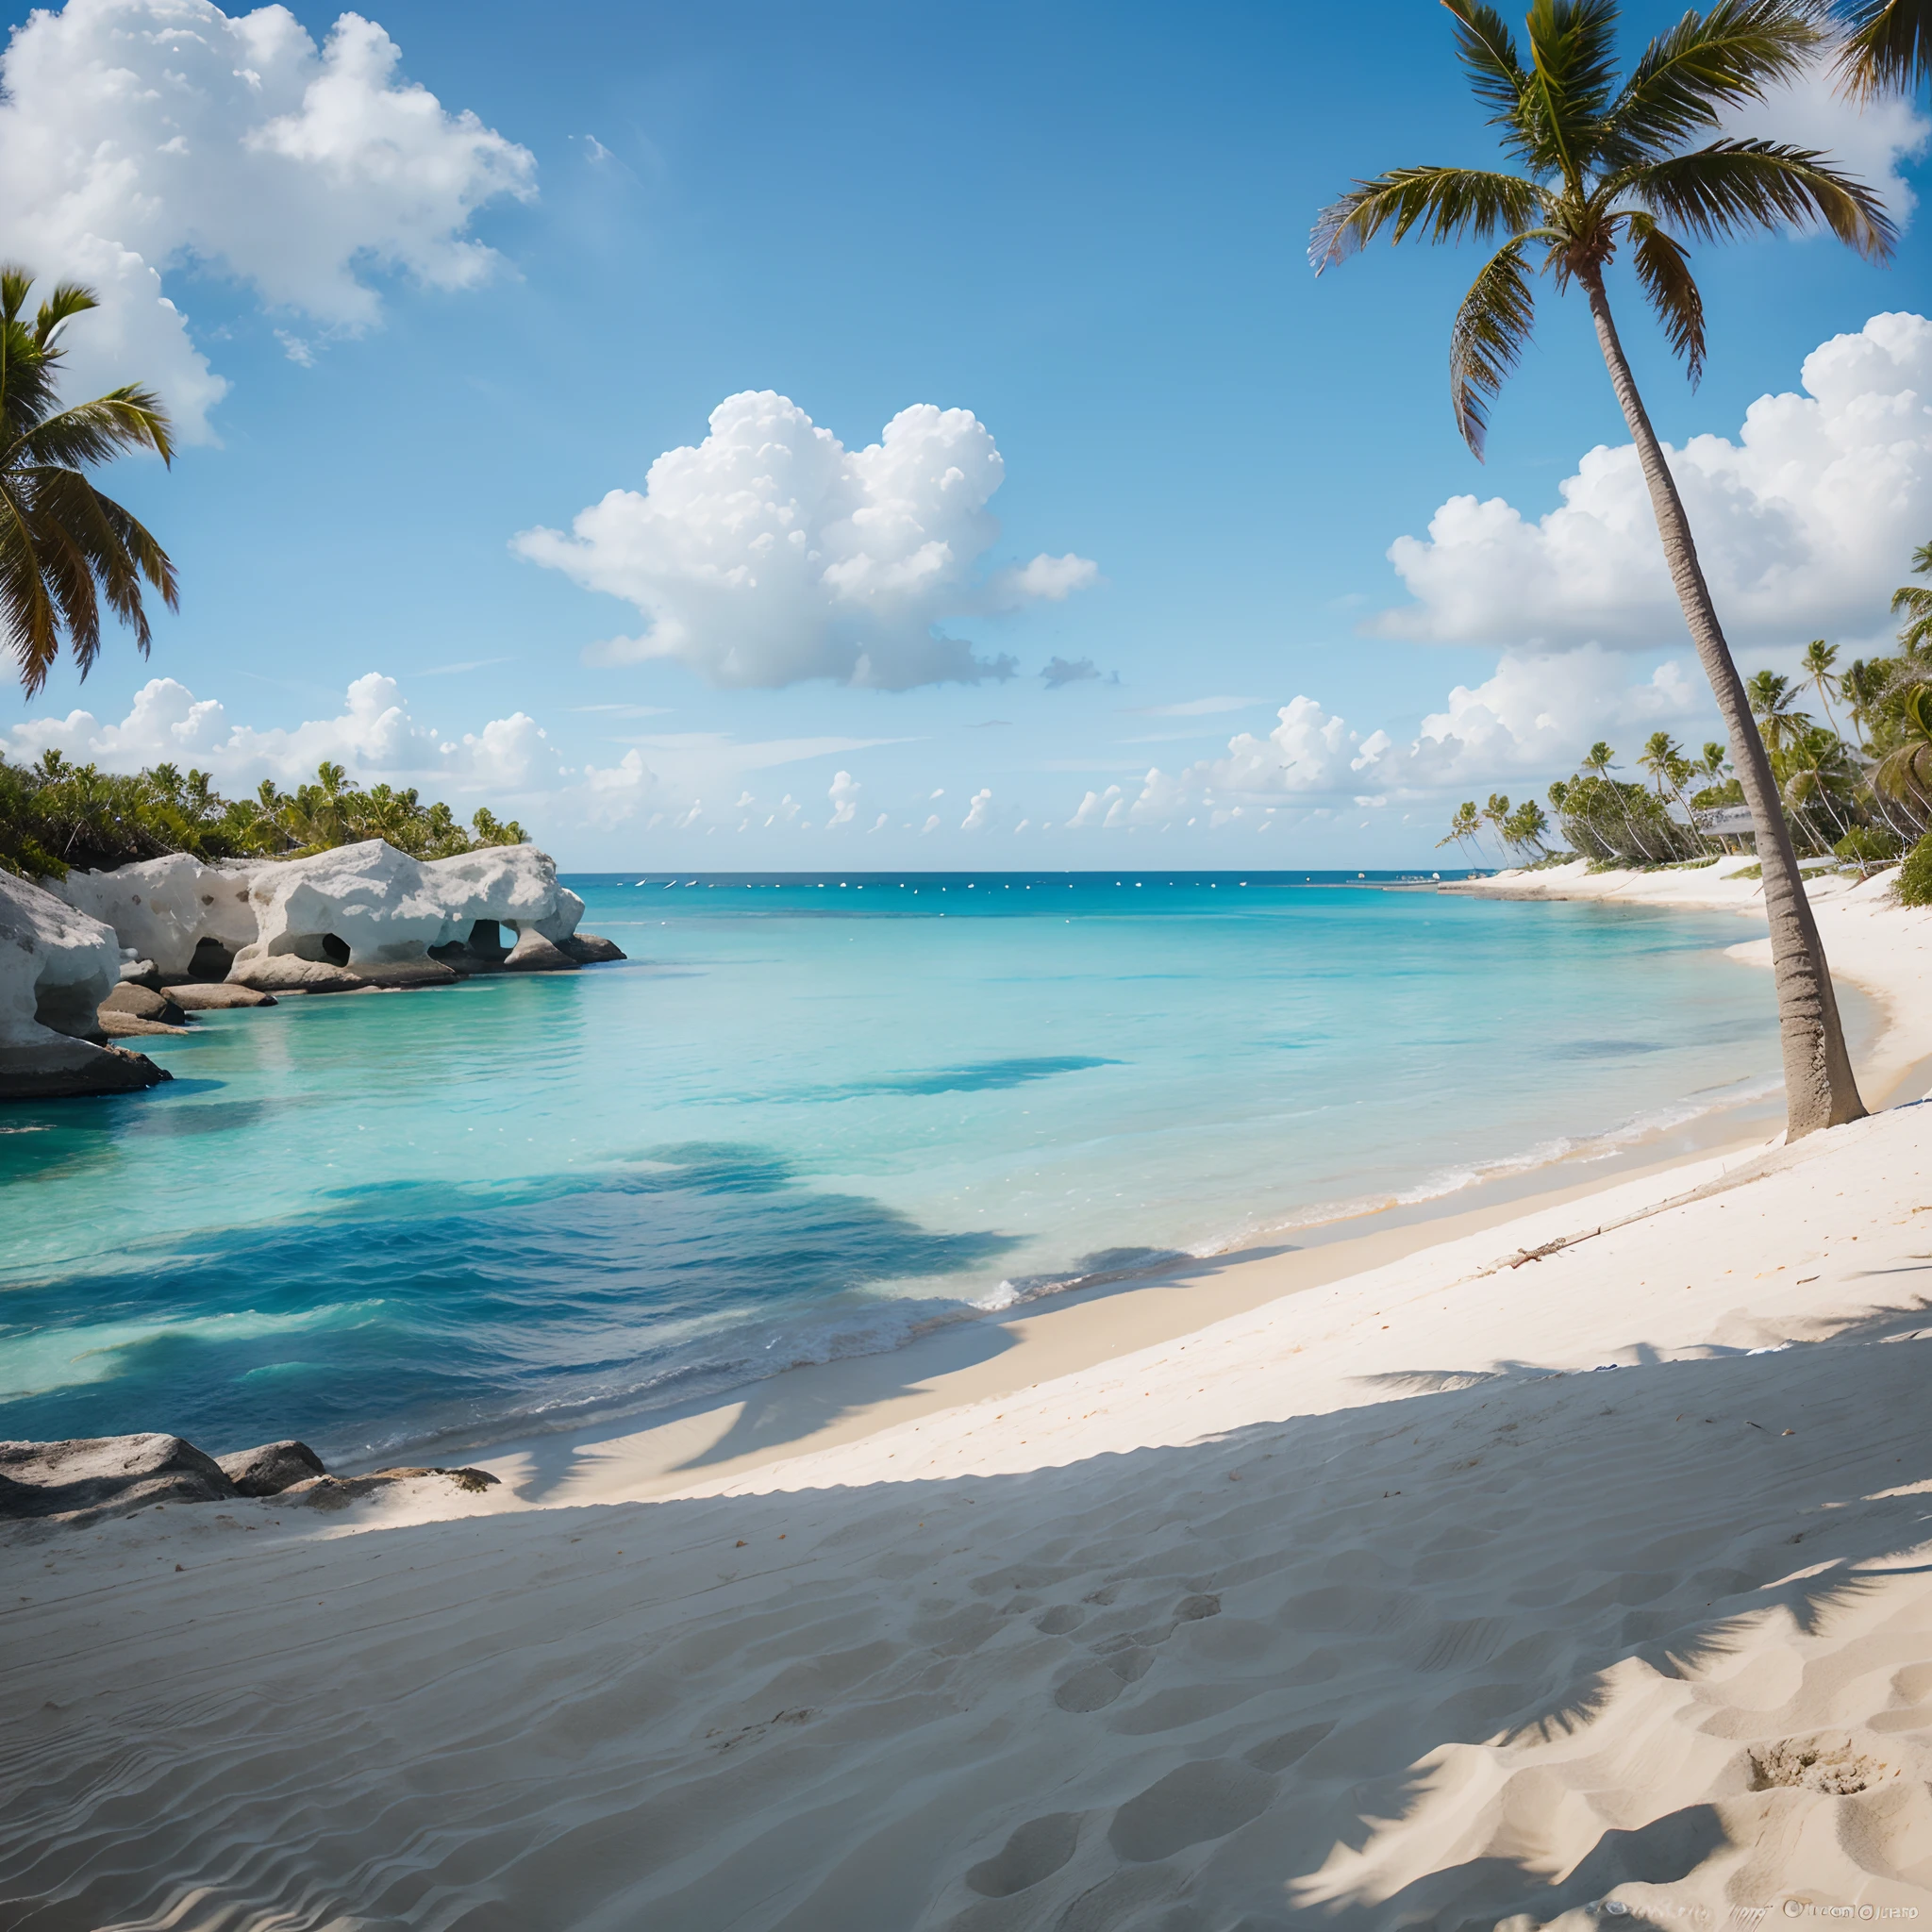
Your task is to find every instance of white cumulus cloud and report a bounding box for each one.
[960,787,992,831]
[1068,648,1711,829]
[514,391,1098,691]
[4,672,562,792]
[1379,311,1932,653]
[0,0,536,438]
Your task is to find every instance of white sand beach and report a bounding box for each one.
[7,874,1932,1929]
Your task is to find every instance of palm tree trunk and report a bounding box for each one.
[1579,268,1865,1138]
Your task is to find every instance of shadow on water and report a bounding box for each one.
[808,1056,1121,1099]
[0,1141,1024,1456]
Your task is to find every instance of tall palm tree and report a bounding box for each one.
[0,267,176,698]
[1834,0,1931,95]
[1312,0,1884,1134]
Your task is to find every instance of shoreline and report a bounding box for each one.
[363,864,1922,1490]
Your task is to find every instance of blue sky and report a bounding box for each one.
[1,0,1927,865]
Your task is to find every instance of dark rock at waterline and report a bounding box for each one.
[215,1440,326,1498]
[354,958,461,991]
[0,1038,172,1101]
[168,981,276,1010]
[227,955,368,995]
[0,1434,237,1524]
[96,1008,192,1040]
[504,928,579,974]
[102,982,189,1025]
[558,932,626,964]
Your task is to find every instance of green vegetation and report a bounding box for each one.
[0,751,527,880]
[2,268,177,698]
[1445,571,1932,873]
[1900,831,1932,908]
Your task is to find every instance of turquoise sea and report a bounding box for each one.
[0,873,1858,1464]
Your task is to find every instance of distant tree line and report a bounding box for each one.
[1441,541,1932,902]
[0,752,527,880]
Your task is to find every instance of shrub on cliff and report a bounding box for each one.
[1899,832,1932,908]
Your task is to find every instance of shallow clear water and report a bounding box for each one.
[1,872,1853,1462]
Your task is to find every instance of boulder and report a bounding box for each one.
[50,854,263,979]
[168,981,276,1010]
[215,1440,325,1497]
[0,1435,237,1524]
[558,932,626,964]
[0,872,171,1100]
[354,958,461,991]
[97,1009,191,1040]
[229,841,587,986]
[227,955,368,995]
[504,927,578,973]
[102,982,189,1025]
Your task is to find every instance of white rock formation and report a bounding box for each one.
[0,872,169,1097]
[231,841,585,975]
[51,854,262,978]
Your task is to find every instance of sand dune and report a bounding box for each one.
[7,1091,1932,1927]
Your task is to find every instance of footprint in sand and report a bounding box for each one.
[1050,1591,1223,1711]
[961,1811,1083,1897]
[1106,1758,1277,1862]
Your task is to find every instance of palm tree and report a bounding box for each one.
[1439,799,1484,857]
[1841,659,1886,747]
[1892,540,1932,654]
[1745,670,1815,771]
[1312,0,1877,1135]
[1800,639,1845,738]
[1834,0,1931,95]
[1874,685,1932,816]
[1,268,177,697]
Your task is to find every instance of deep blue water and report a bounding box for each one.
[0,872,1842,1463]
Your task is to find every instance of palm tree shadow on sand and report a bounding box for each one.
[11,1306,1932,1930]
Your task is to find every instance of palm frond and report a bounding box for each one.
[33,282,98,350]
[1618,139,1895,258]
[0,479,63,696]
[1834,0,1932,97]
[1495,0,1624,188]
[7,389,175,473]
[1441,0,1534,126]
[1449,237,1538,458]
[1311,165,1548,270]
[1625,213,1707,383]
[1605,1,1826,163]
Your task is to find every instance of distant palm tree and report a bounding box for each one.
[1840,658,1886,746]
[1800,638,1845,738]
[1439,799,1484,857]
[1746,670,1815,769]
[1834,0,1931,96]
[1312,0,1878,1135]
[1,267,177,697]
[1892,540,1932,654]
[1481,790,1514,852]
